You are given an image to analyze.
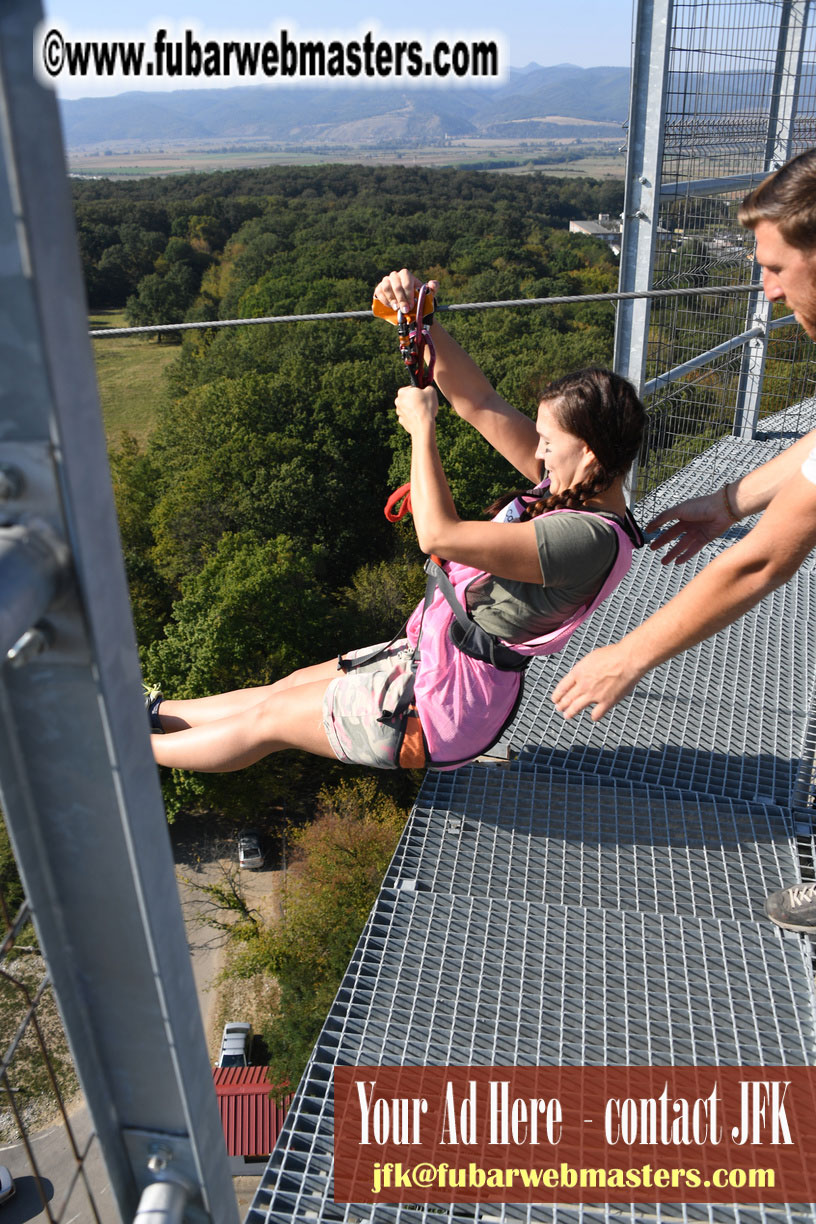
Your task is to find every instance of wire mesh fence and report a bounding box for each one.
[634,0,816,513]
[0,820,111,1222]
[664,1,816,180]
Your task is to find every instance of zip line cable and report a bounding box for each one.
[89,282,760,339]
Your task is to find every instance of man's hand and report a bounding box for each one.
[646,490,734,565]
[551,643,646,721]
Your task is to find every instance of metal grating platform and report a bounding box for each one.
[324,897,815,1066]
[492,567,816,805]
[387,766,806,922]
[248,889,816,1224]
[252,1207,816,1224]
[247,760,816,1224]
[635,400,816,533]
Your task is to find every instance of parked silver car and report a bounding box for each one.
[0,1165,15,1204]
[237,830,264,870]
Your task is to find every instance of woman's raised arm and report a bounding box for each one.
[373,269,542,483]
[394,383,545,583]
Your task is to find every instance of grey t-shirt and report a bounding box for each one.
[465,511,621,644]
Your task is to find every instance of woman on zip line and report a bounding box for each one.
[148,269,645,774]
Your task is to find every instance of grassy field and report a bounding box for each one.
[90,309,178,445]
[69,138,626,180]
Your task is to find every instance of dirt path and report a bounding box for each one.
[175,862,228,1048]
[171,825,283,1058]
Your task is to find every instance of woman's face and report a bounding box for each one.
[535,401,596,495]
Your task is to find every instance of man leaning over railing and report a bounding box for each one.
[551,147,816,936]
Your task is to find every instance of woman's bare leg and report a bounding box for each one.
[152,678,337,772]
[155,657,342,731]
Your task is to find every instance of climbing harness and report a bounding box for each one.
[374,282,436,522]
[404,501,643,769]
[368,289,646,770]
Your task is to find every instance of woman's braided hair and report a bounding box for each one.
[489,368,646,520]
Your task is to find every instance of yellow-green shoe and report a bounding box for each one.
[143,682,164,734]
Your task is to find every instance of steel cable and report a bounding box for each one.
[89,283,759,338]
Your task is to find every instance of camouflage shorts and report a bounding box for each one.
[322,640,416,770]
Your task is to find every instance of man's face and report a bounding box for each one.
[754,218,816,339]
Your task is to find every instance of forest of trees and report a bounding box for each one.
[74,164,625,1080]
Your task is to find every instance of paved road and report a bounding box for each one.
[0,1104,117,1223]
[175,858,229,1055]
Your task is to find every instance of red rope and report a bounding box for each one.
[383,482,412,522]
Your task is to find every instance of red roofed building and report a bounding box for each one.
[212,1066,292,1175]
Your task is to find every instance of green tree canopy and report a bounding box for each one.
[100,164,623,825]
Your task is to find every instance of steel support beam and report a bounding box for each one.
[613,0,673,395]
[0,5,238,1222]
[0,522,67,659]
[642,314,795,399]
[643,325,765,399]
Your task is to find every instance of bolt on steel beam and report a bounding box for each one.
[0,521,67,660]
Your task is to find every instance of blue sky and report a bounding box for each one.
[44,0,636,97]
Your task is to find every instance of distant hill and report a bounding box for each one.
[60,63,631,148]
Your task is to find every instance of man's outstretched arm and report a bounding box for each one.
[551,469,816,721]
[646,429,816,565]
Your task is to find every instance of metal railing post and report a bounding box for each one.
[733,304,772,439]
[614,0,674,395]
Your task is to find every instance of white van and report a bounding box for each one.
[217,1021,252,1067]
